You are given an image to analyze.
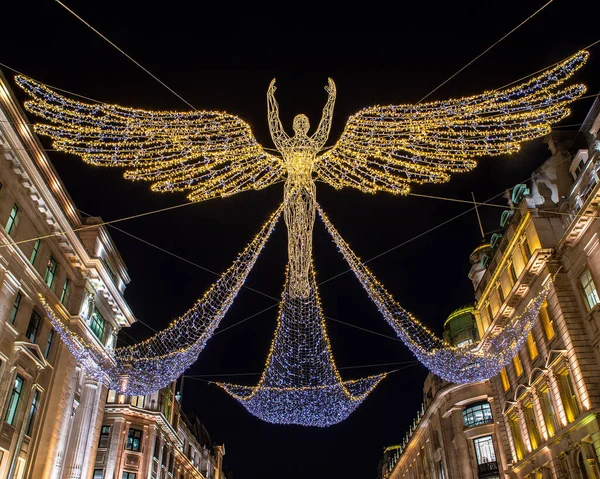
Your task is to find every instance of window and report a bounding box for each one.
[26,310,41,343]
[539,302,555,340]
[122,473,136,479]
[500,368,510,391]
[90,307,105,342]
[462,401,493,428]
[153,436,160,458]
[160,388,173,420]
[513,353,524,377]
[557,369,580,423]
[126,428,143,452]
[60,278,71,306]
[130,395,145,408]
[509,261,519,284]
[520,235,532,260]
[473,435,497,465]
[5,204,19,236]
[44,256,57,288]
[580,269,600,310]
[162,445,168,466]
[4,375,24,425]
[25,389,40,436]
[44,329,54,358]
[30,239,41,265]
[438,462,446,479]
[526,331,538,360]
[523,401,541,450]
[508,412,525,461]
[98,425,110,448]
[539,385,557,437]
[486,302,494,324]
[93,470,104,479]
[497,283,505,304]
[9,292,22,324]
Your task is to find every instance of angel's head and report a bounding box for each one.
[293,114,310,135]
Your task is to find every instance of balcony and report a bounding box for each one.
[478,461,499,478]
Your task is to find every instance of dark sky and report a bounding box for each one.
[2,1,600,478]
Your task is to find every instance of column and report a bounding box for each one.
[61,377,99,479]
[450,408,473,478]
[143,425,157,479]
[103,418,126,479]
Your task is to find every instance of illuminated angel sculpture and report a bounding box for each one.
[17,50,588,426]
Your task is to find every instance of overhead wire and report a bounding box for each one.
[417,0,554,103]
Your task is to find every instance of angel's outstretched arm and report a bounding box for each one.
[312,78,336,148]
[267,79,289,150]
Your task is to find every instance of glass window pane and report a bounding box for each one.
[4,375,24,425]
[473,435,497,465]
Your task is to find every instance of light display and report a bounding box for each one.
[41,205,282,395]
[16,50,588,424]
[317,206,553,384]
[217,264,386,427]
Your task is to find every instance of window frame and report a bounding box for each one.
[4,374,24,425]
[5,204,19,236]
[9,292,22,324]
[472,435,497,466]
[25,389,41,436]
[44,256,57,288]
[580,268,600,311]
[125,427,143,452]
[60,278,71,306]
[44,329,54,358]
[26,310,41,343]
[462,401,493,428]
[90,307,106,342]
[30,239,41,265]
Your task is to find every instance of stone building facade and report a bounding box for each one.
[0,70,228,479]
[93,382,225,479]
[379,100,600,479]
[378,309,506,479]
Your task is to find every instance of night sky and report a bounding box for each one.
[2,1,600,477]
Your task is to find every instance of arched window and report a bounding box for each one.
[462,401,493,428]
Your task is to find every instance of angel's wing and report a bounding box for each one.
[15,76,284,202]
[315,51,589,195]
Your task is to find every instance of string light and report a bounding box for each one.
[14,50,588,423]
[40,205,282,395]
[218,264,386,427]
[318,205,552,384]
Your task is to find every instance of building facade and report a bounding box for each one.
[0,71,228,479]
[94,383,225,479]
[378,309,506,479]
[379,100,600,479]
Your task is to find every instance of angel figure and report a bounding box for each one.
[15,50,588,301]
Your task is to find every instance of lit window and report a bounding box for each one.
[539,385,557,437]
[30,239,41,265]
[5,204,19,236]
[44,329,54,358]
[26,311,41,343]
[557,369,580,423]
[90,307,105,342]
[513,353,524,377]
[44,257,57,288]
[130,396,145,408]
[462,401,493,428]
[98,425,110,448]
[580,269,600,310]
[473,435,497,465]
[4,375,24,425]
[526,331,538,360]
[25,390,40,436]
[508,412,525,461]
[497,283,505,304]
[520,235,532,260]
[9,292,22,324]
[539,302,555,340]
[500,368,510,391]
[523,401,540,450]
[509,262,518,284]
[126,428,142,452]
[60,278,71,306]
